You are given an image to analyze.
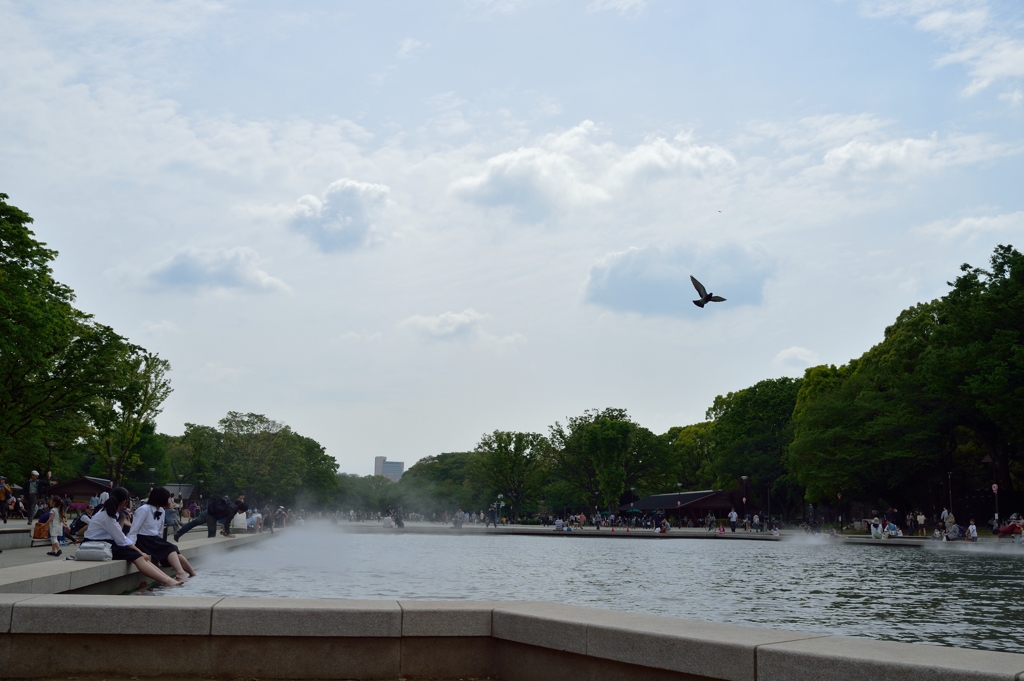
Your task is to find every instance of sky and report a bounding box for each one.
[1,0,1023,476]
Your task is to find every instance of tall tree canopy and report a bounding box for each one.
[470,430,546,520]
[0,193,163,480]
[547,408,671,511]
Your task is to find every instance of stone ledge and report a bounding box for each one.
[584,609,826,681]
[0,594,40,633]
[399,599,496,637]
[11,594,221,635]
[756,634,1024,681]
[0,597,1021,681]
[492,601,591,654]
[212,597,402,637]
[0,530,274,595]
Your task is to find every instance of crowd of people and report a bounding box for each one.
[859,506,1023,542]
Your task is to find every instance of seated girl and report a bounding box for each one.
[82,487,183,587]
[128,488,197,581]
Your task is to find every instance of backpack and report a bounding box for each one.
[207,496,232,520]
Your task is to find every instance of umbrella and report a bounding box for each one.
[624,508,643,514]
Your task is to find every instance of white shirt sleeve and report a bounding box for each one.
[127,507,147,544]
[83,510,135,546]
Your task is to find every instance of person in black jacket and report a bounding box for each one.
[172,495,247,541]
[22,471,49,524]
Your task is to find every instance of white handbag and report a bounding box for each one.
[74,541,113,561]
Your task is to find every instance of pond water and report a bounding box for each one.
[155,527,1024,652]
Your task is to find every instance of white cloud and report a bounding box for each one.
[140,320,181,336]
[397,38,429,60]
[451,121,611,221]
[999,89,1023,105]
[917,210,1024,240]
[865,1,1024,96]
[584,244,775,317]
[773,346,819,369]
[191,361,244,383]
[144,247,290,293]
[401,309,487,340]
[610,133,736,182]
[288,178,391,251]
[587,0,646,16]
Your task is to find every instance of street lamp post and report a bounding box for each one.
[948,471,953,514]
[993,484,1000,528]
[149,467,156,491]
[108,456,116,486]
[45,441,56,473]
[740,475,748,518]
[198,480,204,509]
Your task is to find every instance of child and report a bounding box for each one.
[46,497,70,557]
[967,519,978,542]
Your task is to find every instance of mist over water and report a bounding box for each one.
[157,527,1024,652]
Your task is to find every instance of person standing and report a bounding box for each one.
[22,471,49,524]
[46,497,70,557]
[0,476,11,524]
[728,507,738,533]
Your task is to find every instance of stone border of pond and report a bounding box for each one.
[0,531,272,595]
[0,597,1020,681]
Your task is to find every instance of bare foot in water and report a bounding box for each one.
[160,577,185,587]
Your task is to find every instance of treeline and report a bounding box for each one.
[340,245,1023,522]
[5,194,1021,519]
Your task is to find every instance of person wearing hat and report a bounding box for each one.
[869,516,884,539]
[0,476,11,524]
[22,470,49,525]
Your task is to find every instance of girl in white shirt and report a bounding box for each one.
[129,488,196,581]
[82,487,183,587]
[46,497,70,557]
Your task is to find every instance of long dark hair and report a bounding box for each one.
[102,487,130,517]
[146,487,172,508]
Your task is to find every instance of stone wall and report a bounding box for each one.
[0,596,1021,680]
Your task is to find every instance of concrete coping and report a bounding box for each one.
[0,597,1021,681]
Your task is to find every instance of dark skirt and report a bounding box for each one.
[135,534,180,566]
[94,538,143,562]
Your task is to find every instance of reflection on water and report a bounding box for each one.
[157,527,1024,652]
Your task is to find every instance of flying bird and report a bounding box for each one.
[690,276,726,308]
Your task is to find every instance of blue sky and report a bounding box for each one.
[2,0,1022,475]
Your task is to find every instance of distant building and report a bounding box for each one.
[374,456,404,482]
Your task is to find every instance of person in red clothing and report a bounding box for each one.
[996,519,1022,540]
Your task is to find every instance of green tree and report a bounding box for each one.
[470,430,546,520]
[85,348,172,486]
[547,408,671,512]
[668,422,717,490]
[219,412,301,502]
[0,194,128,478]
[397,452,483,514]
[708,377,802,514]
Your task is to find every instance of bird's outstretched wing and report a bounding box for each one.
[690,276,707,298]
[710,296,726,302]
[692,300,705,308]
